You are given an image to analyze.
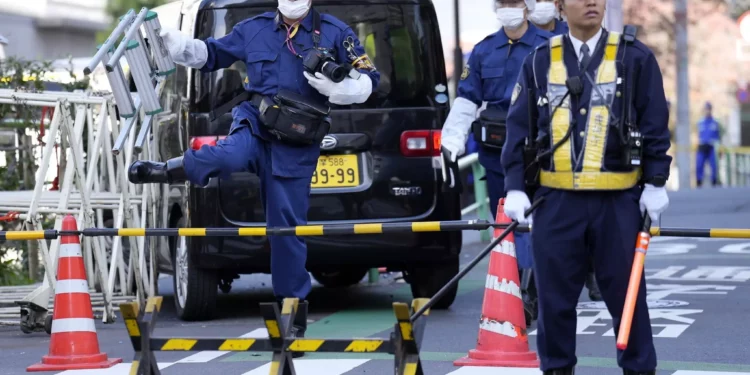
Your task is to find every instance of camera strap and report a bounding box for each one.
[312,8,321,49]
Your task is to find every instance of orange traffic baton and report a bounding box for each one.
[616,212,652,350]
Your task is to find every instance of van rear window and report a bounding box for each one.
[193,3,443,112]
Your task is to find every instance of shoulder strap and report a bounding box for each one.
[312,8,321,49]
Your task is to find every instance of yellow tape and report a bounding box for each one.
[266,320,281,338]
[125,319,140,337]
[269,361,280,375]
[119,302,140,319]
[161,339,197,351]
[281,298,298,315]
[353,223,383,234]
[399,322,413,341]
[411,222,440,232]
[145,297,163,313]
[289,339,325,352]
[179,228,206,236]
[119,228,145,237]
[219,339,256,351]
[404,362,418,375]
[5,231,46,240]
[710,229,750,238]
[295,225,324,236]
[345,340,383,352]
[411,298,430,317]
[238,227,267,236]
[129,360,140,375]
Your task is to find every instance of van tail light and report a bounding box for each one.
[400,130,442,157]
[190,136,227,150]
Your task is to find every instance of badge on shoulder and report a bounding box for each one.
[352,54,376,71]
[460,65,470,80]
[511,83,522,105]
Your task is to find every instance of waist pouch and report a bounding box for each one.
[471,108,508,150]
[254,89,331,146]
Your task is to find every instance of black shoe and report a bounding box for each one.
[128,157,186,184]
[291,300,308,358]
[623,370,655,375]
[544,368,574,375]
[585,272,603,301]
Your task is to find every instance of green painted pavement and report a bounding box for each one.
[223,258,489,361]
[221,351,750,372]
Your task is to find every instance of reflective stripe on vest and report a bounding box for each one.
[541,32,642,190]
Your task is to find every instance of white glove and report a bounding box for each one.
[440,136,463,163]
[639,183,669,222]
[159,27,208,69]
[304,72,373,105]
[504,190,533,225]
[440,97,478,161]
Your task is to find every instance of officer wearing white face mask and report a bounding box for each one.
[128,0,379,355]
[439,0,550,325]
[530,0,569,35]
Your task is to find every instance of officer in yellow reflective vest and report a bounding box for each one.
[500,0,670,374]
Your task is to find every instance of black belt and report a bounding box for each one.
[208,91,251,123]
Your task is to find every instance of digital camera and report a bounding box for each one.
[302,49,348,83]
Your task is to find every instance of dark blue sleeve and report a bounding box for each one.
[634,53,672,180]
[336,27,380,88]
[501,57,534,193]
[456,47,483,106]
[200,22,250,73]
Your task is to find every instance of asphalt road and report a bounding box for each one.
[2,187,750,375]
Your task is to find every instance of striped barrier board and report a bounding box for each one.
[120,296,430,375]
[3,220,750,240]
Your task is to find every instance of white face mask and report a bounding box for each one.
[529,2,557,25]
[496,7,526,30]
[278,0,310,19]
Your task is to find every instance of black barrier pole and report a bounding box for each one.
[410,197,545,322]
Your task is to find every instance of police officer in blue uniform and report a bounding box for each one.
[523,1,604,326]
[127,0,380,351]
[696,101,722,187]
[501,0,670,373]
[439,0,550,324]
[529,0,569,35]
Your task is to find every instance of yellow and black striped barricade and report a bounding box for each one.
[7,221,750,240]
[119,297,431,375]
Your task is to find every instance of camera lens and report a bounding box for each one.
[321,62,347,83]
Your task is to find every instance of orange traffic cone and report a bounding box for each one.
[453,198,539,368]
[27,215,122,372]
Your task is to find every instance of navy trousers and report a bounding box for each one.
[530,186,657,372]
[696,144,718,185]
[485,168,532,269]
[182,126,313,299]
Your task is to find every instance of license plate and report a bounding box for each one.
[311,154,360,188]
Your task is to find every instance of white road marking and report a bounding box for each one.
[447,368,542,374]
[241,359,370,375]
[671,372,750,375]
[174,327,268,364]
[54,362,174,374]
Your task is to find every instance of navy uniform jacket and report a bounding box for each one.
[551,20,569,35]
[458,22,552,173]
[501,30,672,192]
[198,10,380,177]
[697,116,721,145]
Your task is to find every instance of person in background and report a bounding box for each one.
[439,0,551,325]
[529,0,569,35]
[696,101,722,187]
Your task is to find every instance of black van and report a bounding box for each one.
[151,0,462,320]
